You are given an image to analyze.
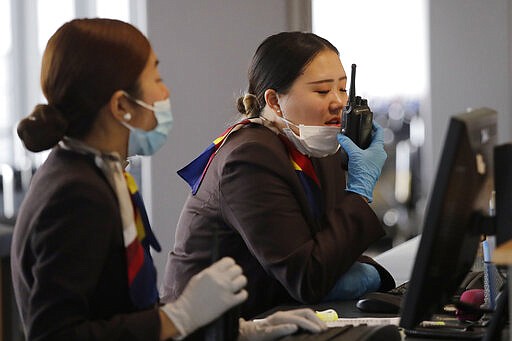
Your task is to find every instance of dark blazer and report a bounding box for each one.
[163,124,394,318]
[11,146,160,341]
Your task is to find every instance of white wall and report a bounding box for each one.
[145,0,290,286]
[423,0,512,191]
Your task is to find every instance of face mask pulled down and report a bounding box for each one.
[280,117,340,158]
[120,94,173,156]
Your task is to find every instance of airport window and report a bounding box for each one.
[96,0,130,22]
[0,0,13,165]
[37,0,75,53]
[312,0,428,247]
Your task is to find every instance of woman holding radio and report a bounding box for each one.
[163,31,395,319]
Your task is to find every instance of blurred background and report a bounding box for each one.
[0,1,511,339]
[313,0,429,252]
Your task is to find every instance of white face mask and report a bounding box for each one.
[280,117,340,158]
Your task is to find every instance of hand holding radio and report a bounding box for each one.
[337,122,387,203]
[340,64,373,149]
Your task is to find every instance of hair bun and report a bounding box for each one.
[236,96,247,115]
[17,104,69,152]
[236,93,260,118]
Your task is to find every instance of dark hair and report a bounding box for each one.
[236,31,338,118]
[17,18,151,152]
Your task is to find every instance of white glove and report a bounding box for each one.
[161,257,248,339]
[237,308,328,341]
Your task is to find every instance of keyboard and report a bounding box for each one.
[404,326,485,339]
[279,324,401,340]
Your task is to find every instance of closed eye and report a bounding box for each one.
[315,90,329,95]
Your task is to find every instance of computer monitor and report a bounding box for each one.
[399,108,497,331]
[494,143,512,246]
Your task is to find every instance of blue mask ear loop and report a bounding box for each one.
[119,118,136,132]
[118,91,156,132]
[121,90,156,112]
[117,91,137,132]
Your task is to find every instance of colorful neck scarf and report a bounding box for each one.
[278,135,323,220]
[178,120,323,219]
[122,172,161,309]
[178,119,251,194]
[60,138,160,308]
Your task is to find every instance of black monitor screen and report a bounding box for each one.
[399,108,497,330]
[494,142,512,246]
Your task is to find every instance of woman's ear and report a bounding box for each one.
[264,89,282,116]
[110,90,132,122]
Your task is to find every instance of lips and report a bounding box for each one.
[325,119,340,126]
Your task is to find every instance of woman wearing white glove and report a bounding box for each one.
[160,258,327,340]
[238,308,328,341]
[161,257,248,339]
[160,261,328,340]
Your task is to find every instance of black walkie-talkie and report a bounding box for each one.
[341,64,373,149]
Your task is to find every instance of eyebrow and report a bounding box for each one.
[306,76,347,85]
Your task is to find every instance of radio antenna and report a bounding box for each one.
[349,64,356,103]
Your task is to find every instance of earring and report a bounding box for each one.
[276,108,281,113]
[123,112,132,121]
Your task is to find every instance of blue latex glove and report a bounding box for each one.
[322,262,381,301]
[337,122,387,202]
